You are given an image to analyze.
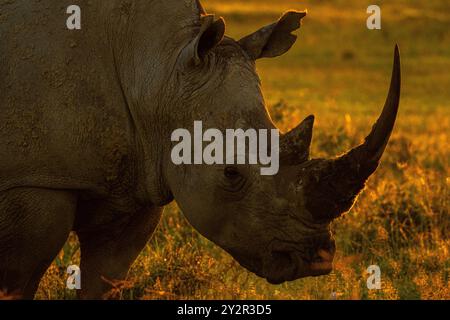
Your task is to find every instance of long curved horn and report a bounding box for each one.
[340,44,401,177]
[300,45,401,222]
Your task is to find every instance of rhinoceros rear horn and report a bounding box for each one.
[196,0,207,15]
[340,45,401,178]
[280,115,314,165]
[180,14,225,66]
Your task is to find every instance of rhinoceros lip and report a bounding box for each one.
[225,243,334,284]
[264,250,299,284]
[265,249,334,284]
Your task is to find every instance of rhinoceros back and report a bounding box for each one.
[0,1,135,195]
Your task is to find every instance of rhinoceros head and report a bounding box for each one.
[166,9,400,284]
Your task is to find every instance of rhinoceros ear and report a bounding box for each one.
[181,14,225,66]
[238,11,306,60]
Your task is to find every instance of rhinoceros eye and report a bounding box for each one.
[224,166,241,179]
[222,166,247,195]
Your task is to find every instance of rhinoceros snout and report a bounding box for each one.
[263,236,336,284]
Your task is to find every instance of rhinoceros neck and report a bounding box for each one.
[106,0,201,205]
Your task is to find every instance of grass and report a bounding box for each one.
[36,0,449,300]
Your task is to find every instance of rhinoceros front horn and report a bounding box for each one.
[286,46,401,222]
[340,45,401,176]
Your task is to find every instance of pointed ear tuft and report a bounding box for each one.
[238,11,306,60]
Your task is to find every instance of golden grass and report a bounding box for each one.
[35,0,449,300]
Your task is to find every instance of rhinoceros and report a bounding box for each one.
[0,0,400,299]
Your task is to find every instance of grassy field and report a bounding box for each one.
[36,0,449,299]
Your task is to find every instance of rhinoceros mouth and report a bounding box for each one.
[264,248,335,284]
[263,239,335,284]
[225,239,335,284]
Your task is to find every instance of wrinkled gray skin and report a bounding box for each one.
[0,0,400,299]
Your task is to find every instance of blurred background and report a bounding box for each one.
[37,0,449,299]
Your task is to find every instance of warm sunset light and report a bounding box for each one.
[0,0,448,306]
